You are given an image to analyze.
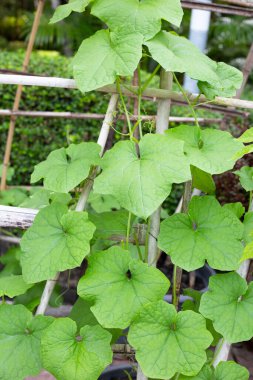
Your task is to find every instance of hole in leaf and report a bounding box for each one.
[126,269,132,279]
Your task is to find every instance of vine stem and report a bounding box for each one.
[126,212,132,250]
[36,94,119,315]
[116,77,133,140]
[172,181,192,310]
[137,69,173,380]
[212,193,253,366]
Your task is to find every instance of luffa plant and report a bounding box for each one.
[0,1,252,379]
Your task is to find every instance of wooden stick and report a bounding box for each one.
[236,43,253,98]
[35,94,119,316]
[1,74,253,110]
[182,0,253,15]
[0,109,223,124]
[0,0,45,191]
[0,206,38,229]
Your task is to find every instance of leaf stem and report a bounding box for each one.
[116,77,133,140]
[249,191,252,211]
[173,73,200,128]
[137,65,143,139]
[126,212,132,250]
[141,64,161,93]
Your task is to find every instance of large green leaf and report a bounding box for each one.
[158,196,243,271]
[145,32,242,98]
[41,318,112,380]
[199,273,253,343]
[91,0,183,41]
[178,361,249,380]
[166,125,243,175]
[198,62,243,99]
[73,29,143,92]
[0,304,53,380]
[94,134,191,219]
[31,142,100,193]
[50,0,90,23]
[0,275,33,298]
[77,247,170,328]
[128,301,212,379]
[20,203,95,283]
[234,166,253,192]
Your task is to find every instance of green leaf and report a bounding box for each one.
[191,166,216,195]
[128,300,212,379]
[31,142,100,193]
[238,128,253,143]
[41,318,112,380]
[146,32,218,83]
[243,211,253,244]
[73,29,143,92]
[50,0,90,24]
[89,210,134,240]
[91,0,183,41]
[158,196,244,271]
[88,192,121,213]
[233,144,253,160]
[0,247,21,278]
[94,134,191,219]
[166,125,243,175]
[199,272,253,343]
[178,361,249,380]
[77,247,170,328]
[20,188,71,209]
[20,203,95,283]
[234,166,253,192]
[0,275,33,298]
[241,241,253,261]
[0,188,28,206]
[223,202,245,219]
[0,164,14,182]
[198,62,243,99]
[0,304,53,380]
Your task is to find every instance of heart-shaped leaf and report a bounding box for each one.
[199,272,253,343]
[77,247,170,328]
[178,361,249,380]
[234,166,253,192]
[73,29,143,92]
[21,203,96,283]
[0,275,33,298]
[94,134,191,219]
[50,0,90,24]
[0,304,53,380]
[41,318,112,380]
[91,0,183,41]
[128,300,212,379]
[223,202,245,219]
[31,142,101,193]
[166,125,243,175]
[158,196,244,271]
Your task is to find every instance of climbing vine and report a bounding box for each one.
[0,1,253,380]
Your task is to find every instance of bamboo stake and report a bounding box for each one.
[35,94,119,315]
[1,74,253,110]
[0,0,45,191]
[236,43,253,98]
[136,70,173,380]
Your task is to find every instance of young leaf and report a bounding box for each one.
[158,196,243,271]
[178,361,249,380]
[20,203,95,283]
[199,272,253,343]
[128,301,212,379]
[0,304,53,380]
[94,134,191,219]
[234,166,253,192]
[73,29,143,92]
[31,142,100,193]
[166,125,243,175]
[88,192,121,213]
[41,318,112,380]
[50,0,90,24]
[0,275,33,298]
[238,128,253,143]
[198,62,243,99]
[191,166,216,195]
[77,247,170,328]
[222,202,245,219]
[91,0,183,41]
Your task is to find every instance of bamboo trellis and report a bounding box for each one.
[1,0,253,374]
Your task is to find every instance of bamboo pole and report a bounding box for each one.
[1,74,253,110]
[35,94,119,316]
[0,109,223,124]
[236,43,253,98]
[0,0,45,191]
